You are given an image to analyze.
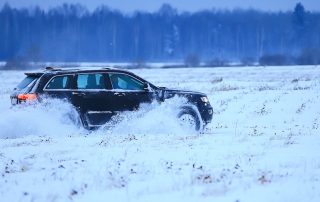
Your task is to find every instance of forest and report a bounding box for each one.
[0,2,320,68]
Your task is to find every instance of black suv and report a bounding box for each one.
[10,67,213,131]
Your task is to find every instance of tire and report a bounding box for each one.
[65,108,85,129]
[178,109,202,132]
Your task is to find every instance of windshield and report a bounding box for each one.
[16,76,38,90]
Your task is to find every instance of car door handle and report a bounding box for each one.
[72,92,85,96]
[114,92,125,96]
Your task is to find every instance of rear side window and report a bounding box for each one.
[16,76,38,90]
[45,75,72,90]
[77,73,106,89]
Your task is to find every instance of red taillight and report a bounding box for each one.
[17,93,38,101]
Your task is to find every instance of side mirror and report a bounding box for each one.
[143,83,150,91]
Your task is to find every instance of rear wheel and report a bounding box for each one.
[178,110,201,132]
[65,108,85,129]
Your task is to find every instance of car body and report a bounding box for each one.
[10,67,213,131]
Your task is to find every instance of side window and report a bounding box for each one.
[77,73,106,90]
[109,73,144,90]
[45,75,71,90]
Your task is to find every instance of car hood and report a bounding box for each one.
[163,88,206,96]
[156,87,206,100]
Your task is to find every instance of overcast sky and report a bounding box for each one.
[1,0,319,12]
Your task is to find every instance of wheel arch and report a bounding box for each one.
[178,104,204,131]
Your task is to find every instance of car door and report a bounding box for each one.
[108,72,155,112]
[71,72,115,127]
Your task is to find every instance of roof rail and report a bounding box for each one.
[45,66,62,71]
[101,67,111,70]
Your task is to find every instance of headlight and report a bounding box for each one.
[201,96,209,103]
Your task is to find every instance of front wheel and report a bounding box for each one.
[178,110,202,132]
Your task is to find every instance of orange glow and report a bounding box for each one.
[17,93,37,101]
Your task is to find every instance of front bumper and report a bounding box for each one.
[199,104,213,124]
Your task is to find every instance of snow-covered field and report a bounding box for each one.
[0,66,320,202]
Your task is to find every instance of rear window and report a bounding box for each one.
[77,73,106,89]
[16,76,38,90]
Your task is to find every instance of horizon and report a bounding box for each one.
[1,0,320,13]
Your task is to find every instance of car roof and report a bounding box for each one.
[24,66,158,89]
[25,66,134,76]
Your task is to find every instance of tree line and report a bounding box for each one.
[0,2,320,68]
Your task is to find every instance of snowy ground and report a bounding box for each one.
[0,66,320,202]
